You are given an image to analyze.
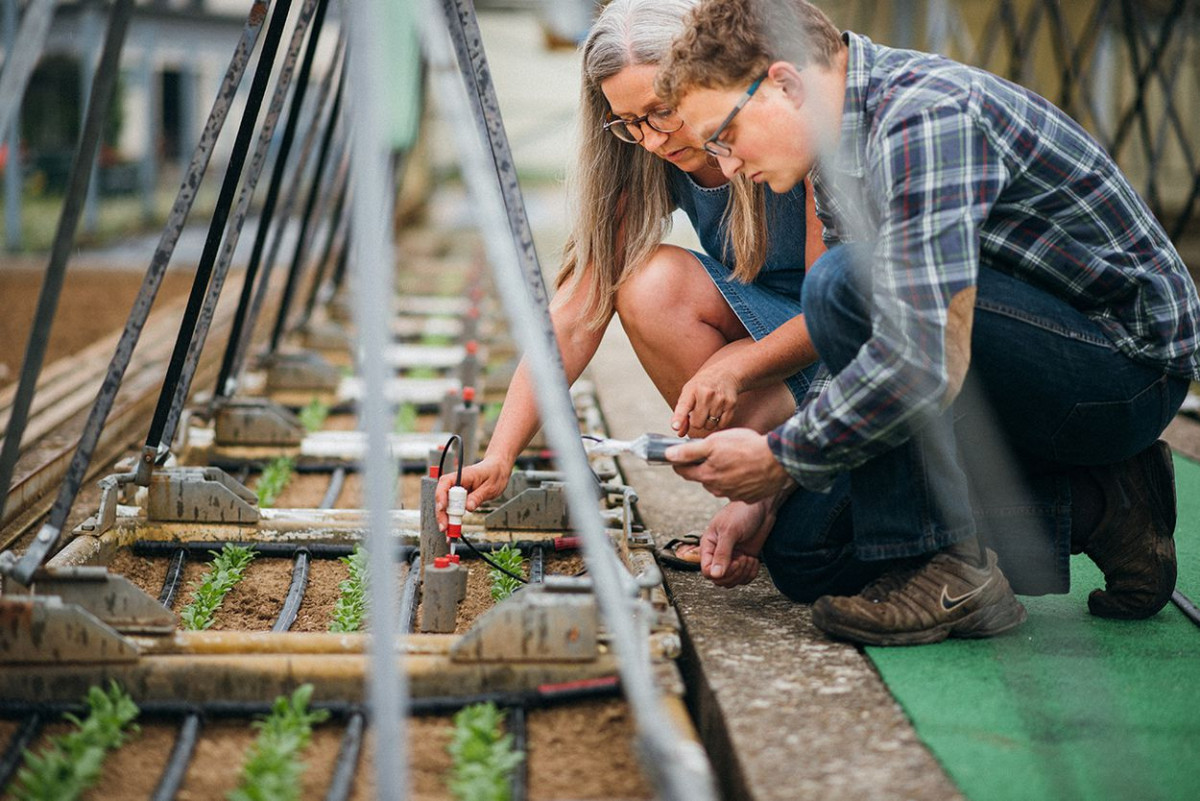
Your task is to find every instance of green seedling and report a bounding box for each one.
[11,682,140,801]
[298,397,330,433]
[179,543,257,631]
[489,544,525,603]
[329,546,368,633]
[407,366,439,379]
[393,402,419,434]
[255,456,295,508]
[446,702,524,801]
[227,684,330,801]
[420,333,455,346]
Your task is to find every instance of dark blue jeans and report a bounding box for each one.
[763,245,1189,599]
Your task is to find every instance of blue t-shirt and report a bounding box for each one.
[665,167,817,401]
[666,167,808,302]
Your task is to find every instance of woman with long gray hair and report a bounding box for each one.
[438,0,822,569]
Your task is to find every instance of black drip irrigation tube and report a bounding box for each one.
[323,711,365,801]
[320,467,348,508]
[272,549,312,632]
[149,712,202,801]
[0,680,624,798]
[529,545,545,584]
[0,713,42,790]
[399,555,421,634]
[507,704,529,801]
[157,548,188,609]
[0,678,622,722]
[133,541,417,562]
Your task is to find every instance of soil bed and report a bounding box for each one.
[0,267,194,388]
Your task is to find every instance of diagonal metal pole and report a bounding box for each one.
[299,149,350,328]
[156,0,325,455]
[425,3,717,799]
[346,2,405,799]
[0,0,133,528]
[216,18,340,399]
[0,0,58,152]
[268,62,346,352]
[135,0,296,483]
[0,1,272,584]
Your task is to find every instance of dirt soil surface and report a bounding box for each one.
[527,699,654,800]
[293,557,351,632]
[0,265,193,389]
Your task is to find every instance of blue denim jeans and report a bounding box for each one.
[691,248,820,403]
[762,245,1189,598]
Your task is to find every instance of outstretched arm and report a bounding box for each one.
[436,271,611,529]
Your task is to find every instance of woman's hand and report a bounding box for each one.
[671,362,742,437]
[435,456,512,531]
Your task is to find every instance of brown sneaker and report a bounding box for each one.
[1078,440,1177,619]
[810,541,1027,646]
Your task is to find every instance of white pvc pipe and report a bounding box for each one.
[345,0,406,798]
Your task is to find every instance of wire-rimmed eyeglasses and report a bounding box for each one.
[602,107,684,144]
[703,73,767,158]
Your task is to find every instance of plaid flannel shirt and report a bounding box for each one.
[769,32,1200,491]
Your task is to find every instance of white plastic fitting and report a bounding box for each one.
[447,485,467,539]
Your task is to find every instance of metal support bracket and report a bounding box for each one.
[450,576,598,662]
[0,596,140,664]
[263,350,342,393]
[484,482,572,531]
[299,319,353,350]
[13,566,177,633]
[146,466,260,524]
[213,397,305,447]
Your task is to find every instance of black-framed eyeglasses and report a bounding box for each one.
[703,73,767,158]
[602,107,684,144]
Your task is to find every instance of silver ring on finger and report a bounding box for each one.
[707,415,721,423]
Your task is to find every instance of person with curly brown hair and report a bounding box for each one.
[656,0,1200,645]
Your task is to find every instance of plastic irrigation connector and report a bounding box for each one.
[433,556,450,569]
[461,385,476,405]
[447,484,467,539]
[465,340,478,355]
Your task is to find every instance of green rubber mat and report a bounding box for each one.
[866,453,1200,801]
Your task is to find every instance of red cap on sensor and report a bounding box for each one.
[429,465,441,478]
[462,386,476,403]
[465,340,478,355]
[448,554,461,564]
[433,556,450,569]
